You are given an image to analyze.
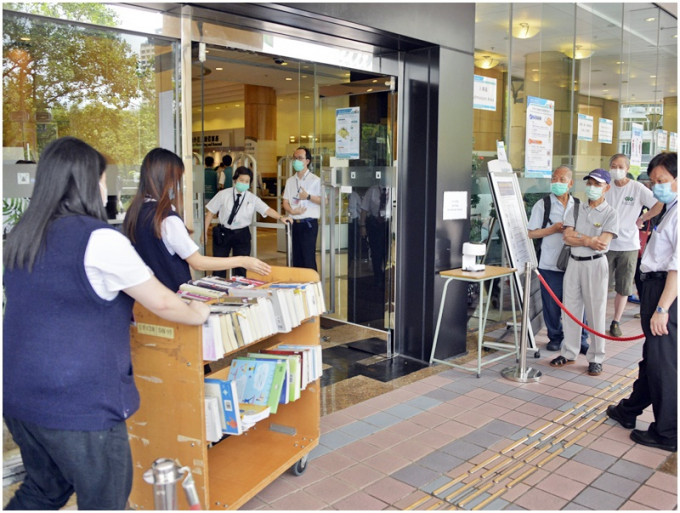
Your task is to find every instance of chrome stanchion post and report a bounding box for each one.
[501,262,542,382]
[143,458,183,510]
[143,458,202,510]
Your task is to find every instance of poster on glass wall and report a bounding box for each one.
[525,96,554,178]
[670,132,678,152]
[335,107,360,160]
[630,123,644,178]
[473,75,497,111]
[598,118,613,144]
[577,113,594,142]
[657,130,668,150]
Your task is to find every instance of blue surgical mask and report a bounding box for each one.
[551,182,569,197]
[652,182,677,204]
[235,181,249,193]
[293,159,305,172]
[586,185,603,201]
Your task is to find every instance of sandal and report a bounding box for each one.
[550,355,575,367]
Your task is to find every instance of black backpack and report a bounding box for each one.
[534,195,580,261]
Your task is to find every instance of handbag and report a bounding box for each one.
[556,198,580,271]
[556,245,571,271]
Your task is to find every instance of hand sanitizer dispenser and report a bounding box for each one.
[462,242,486,272]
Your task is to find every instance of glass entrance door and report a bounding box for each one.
[318,88,397,355]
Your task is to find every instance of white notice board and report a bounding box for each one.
[487,162,538,351]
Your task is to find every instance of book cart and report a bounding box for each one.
[127,266,321,510]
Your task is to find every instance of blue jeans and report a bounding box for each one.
[4,417,132,510]
[539,268,589,348]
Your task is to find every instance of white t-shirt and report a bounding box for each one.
[84,229,153,300]
[605,180,657,251]
[282,170,321,219]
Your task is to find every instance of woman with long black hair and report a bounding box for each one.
[123,148,271,292]
[3,137,210,510]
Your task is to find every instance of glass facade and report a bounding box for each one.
[471,3,677,252]
[3,3,677,241]
[3,4,180,228]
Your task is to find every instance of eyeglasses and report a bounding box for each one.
[293,156,306,161]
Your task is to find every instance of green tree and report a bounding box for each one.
[3,3,157,159]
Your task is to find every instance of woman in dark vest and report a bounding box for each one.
[123,148,271,292]
[3,137,210,510]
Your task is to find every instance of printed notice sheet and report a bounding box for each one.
[630,123,644,178]
[577,113,594,142]
[473,75,497,111]
[443,191,467,220]
[525,96,554,178]
[598,118,613,144]
[335,107,360,159]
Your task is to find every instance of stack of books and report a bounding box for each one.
[203,343,322,441]
[178,276,326,361]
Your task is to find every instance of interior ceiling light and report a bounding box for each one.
[215,67,223,71]
[563,44,593,60]
[474,54,499,69]
[20,36,31,41]
[513,22,539,39]
[645,17,656,22]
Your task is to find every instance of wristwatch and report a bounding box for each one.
[656,306,668,314]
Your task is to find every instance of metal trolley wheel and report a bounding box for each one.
[290,455,308,476]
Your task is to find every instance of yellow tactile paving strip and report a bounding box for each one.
[405,368,638,510]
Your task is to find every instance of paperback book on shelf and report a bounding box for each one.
[228,357,287,414]
[204,378,244,436]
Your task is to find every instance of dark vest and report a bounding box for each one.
[132,202,191,291]
[3,216,138,431]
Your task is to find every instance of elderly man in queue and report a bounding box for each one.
[605,154,663,338]
[549,168,618,376]
[607,152,677,452]
[528,165,589,355]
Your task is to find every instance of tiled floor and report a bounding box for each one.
[244,295,677,510]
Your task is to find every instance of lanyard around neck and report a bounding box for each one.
[296,171,309,192]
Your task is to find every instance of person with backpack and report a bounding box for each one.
[528,165,589,354]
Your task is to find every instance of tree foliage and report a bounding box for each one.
[3,3,161,163]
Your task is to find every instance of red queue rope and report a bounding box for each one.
[534,269,645,341]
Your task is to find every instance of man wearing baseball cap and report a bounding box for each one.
[550,168,619,376]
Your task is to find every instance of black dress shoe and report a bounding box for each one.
[606,405,635,429]
[546,341,561,351]
[630,429,677,452]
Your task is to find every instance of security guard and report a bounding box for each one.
[282,147,321,270]
[607,152,677,452]
[550,168,619,376]
[205,166,290,277]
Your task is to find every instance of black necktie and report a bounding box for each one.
[227,194,241,225]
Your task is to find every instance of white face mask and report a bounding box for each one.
[99,181,108,207]
[610,168,627,181]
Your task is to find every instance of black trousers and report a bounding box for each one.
[212,225,251,277]
[292,219,318,271]
[4,417,132,510]
[617,276,677,443]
